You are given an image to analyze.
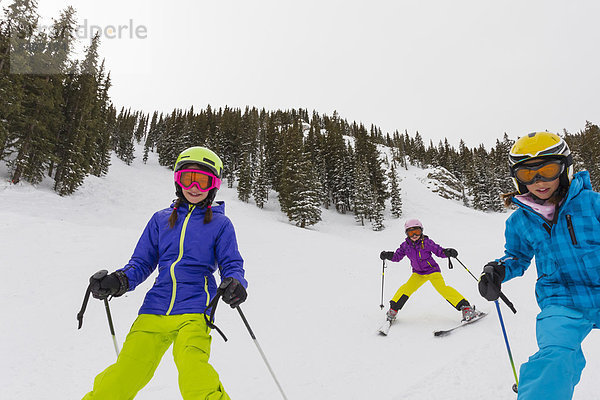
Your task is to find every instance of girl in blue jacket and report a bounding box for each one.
[478,132,600,400]
[83,147,247,400]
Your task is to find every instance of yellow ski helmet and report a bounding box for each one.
[508,132,573,194]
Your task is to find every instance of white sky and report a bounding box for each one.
[36,0,600,148]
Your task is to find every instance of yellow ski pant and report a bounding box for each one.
[82,313,229,400]
[392,272,466,308]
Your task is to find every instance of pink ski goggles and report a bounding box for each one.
[175,169,221,192]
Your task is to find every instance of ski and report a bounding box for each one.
[433,312,487,337]
[378,319,393,336]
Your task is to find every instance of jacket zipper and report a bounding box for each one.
[166,205,195,315]
[204,276,210,307]
[565,214,578,245]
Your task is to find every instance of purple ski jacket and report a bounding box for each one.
[390,235,447,275]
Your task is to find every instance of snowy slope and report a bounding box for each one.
[1,147,599,400]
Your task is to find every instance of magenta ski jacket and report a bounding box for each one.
[390,236,447,275]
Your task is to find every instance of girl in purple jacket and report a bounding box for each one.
[380,218,476,322]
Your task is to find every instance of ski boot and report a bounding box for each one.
[386,308,398,322]
[460,304,477,322]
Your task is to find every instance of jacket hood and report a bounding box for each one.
[568,171,592,194]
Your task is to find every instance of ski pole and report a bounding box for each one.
[454,257,517,314]
[236,306,289,400]
[104,298,120,358]
[77,285,93,330]
[495,300,519,393]
[453,257,519,392]
[77,274,120,358]
[379,260,387,309]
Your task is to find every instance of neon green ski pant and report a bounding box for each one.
[392,272,466,308]
[82,313,230,400]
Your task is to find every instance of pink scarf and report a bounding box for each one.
[514,193,558,221]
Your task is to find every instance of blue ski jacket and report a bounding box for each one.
[500,171,600,310]
[118,201,246,315]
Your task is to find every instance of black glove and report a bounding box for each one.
[89,270,128,300]
[443,248,458,258]
[478,261,506,301]
[220,277,247,308]
[380,251,394,261]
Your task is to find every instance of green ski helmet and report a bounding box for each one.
[174,146,223,177]
[173,146,223,206]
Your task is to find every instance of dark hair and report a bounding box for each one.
[501,191,518,208]
[168,197,215,229]
[168,198,181,229]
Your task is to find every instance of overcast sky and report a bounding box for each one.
[36,0,600,148]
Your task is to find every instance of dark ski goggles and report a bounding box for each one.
[513,159,564,185]
[406,227,423,236]
[175,169,221,192]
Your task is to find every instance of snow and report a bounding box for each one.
[2,147,599,399]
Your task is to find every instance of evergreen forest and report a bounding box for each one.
[2,0,599,230]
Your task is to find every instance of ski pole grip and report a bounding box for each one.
[499,291,517,314]
[77,285,92,329]
[91,269,108,282]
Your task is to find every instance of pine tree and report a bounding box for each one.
[323,113,352,212]
[143,111,159,163]
[286,163,322,228]
[354,123,387,216]
[54,33,104,194]
[87,63,112,178]
[469,146,501,211]
[252,150,269,209]
[305,115,328,208]
[5,0,66,185]
[412,131,426,167]
[353,157,372,226]
[371,201,385,231]
[278,122,322,227]
[389,163,402,218]
[113,108,136,165]
[576,122,600,190]
[133,113,146,143]
[236,151,252,202]
[493,133,515,195]
[157,109,182,167]
[0,12,10,155]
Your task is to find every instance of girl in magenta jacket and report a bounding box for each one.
[380,218,476,322]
